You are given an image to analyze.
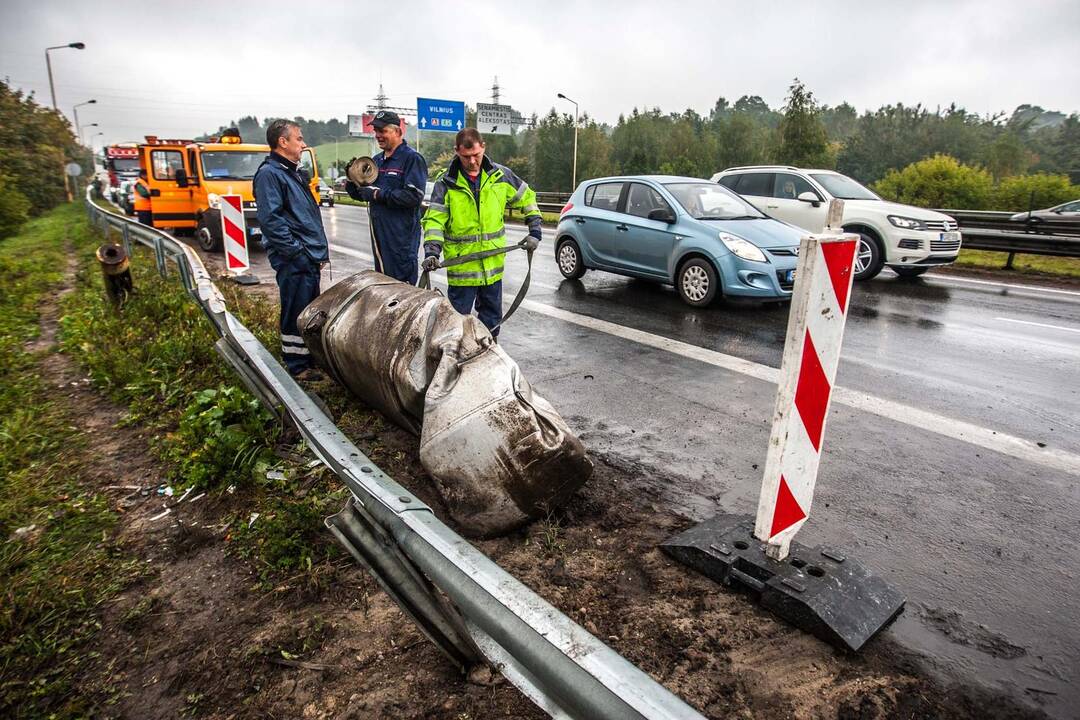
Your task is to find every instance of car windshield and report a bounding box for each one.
[810,173,879,200]
[200,151,265,180]
[111,158,140,173]
[664,182,765,220]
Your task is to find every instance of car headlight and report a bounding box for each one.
[207,193,221,209]
[888,215,925,230]
[719,233,767,263]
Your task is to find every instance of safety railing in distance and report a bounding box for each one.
[82,189,706,720]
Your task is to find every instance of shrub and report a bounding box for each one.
[873,154,994,209]
[0,174,31,240]
[991,173,1080,211]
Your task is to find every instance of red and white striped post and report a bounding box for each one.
[220,194,251,276]
[754,200,858,560]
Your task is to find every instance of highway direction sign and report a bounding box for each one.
[476,102,514,135]
[417,97,465,133]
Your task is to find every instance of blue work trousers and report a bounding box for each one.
[447,281,502,337]
[274,253,321,374]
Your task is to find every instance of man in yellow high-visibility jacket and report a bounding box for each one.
[421,128,542,338]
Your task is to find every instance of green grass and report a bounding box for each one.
[60,212,348,586]
[0,204,146,718]
[311,139,376,172]
[955,249,1080,278]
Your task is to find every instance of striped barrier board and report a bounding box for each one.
[220,194,251,275]
[755,201,857,560]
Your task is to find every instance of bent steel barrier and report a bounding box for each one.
[83,190,705,720]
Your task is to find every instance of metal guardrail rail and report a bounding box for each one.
[82,190,706,720]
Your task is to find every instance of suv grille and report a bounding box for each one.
[931,236,962,252]
[923,219,955,232]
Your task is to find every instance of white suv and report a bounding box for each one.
[711,166,962,280]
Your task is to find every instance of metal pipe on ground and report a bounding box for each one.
[95,243,133,304]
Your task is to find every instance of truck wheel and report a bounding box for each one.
[197,217,222,252]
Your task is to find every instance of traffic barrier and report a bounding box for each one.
[755,201,856,560]
[662,201,905,651]
[220,194,258,285]
[83,189,705,720]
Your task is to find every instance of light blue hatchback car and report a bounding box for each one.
[554,176,805,306]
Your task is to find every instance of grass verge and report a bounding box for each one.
[60,211,349,584]
[955,248,1080,278]
[0,204,146,718]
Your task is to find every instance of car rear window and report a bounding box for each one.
[734,173,772,197]
[585,182,623,211]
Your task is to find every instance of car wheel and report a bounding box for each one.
[196,217,222,252]
[893,266,929,279]
[676,257,719,307]
[556,239,587,279]
[851,232,884,281]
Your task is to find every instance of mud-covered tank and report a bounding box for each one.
[299,270,592,536]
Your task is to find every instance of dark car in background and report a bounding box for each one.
[1010,199,1080,231]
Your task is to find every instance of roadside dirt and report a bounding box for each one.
[46,246,1051,719]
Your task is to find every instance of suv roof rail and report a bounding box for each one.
[722,165,800,172]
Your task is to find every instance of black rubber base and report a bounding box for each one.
[230,273,261,286]
[661,513,905,651]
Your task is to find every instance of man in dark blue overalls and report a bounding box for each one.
[345,110,428,285]
[253,119,329,380]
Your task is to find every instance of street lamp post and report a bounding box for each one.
[45,42,86,111]
[557,92,580,190]
[81,122,99,144]
[73,99,97,142]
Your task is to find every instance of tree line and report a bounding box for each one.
[0,80,91,239]
[205,78,1080,210]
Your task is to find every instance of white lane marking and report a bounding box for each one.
[520,299,1080,477]
[328,240,1080,474]
[927,273,1080,299]
[995,317,1080,334]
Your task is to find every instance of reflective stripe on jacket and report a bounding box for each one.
[421,156,541,286]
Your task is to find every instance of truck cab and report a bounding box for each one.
[138,129,321,251]
[104,144,140,201]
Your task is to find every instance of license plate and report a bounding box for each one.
[786,269,797,283]
[940,231,960,242]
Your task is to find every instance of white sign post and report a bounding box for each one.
[753,201,857,560]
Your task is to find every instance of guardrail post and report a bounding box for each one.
[153,236,168,278]
[121,224,132,258]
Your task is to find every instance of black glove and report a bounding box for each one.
[354,185,379,203]
[522,236,540,251]
[421,255,440,272]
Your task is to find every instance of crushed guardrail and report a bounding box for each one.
[83,190,706,720]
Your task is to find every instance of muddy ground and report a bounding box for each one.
[43,248,1051,720]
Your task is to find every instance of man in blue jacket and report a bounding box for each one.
[253,119,329,379]
[345,110,428,285]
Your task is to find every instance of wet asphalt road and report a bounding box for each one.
[241,204,1079,716]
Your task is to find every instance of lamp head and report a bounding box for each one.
[69,42,85,49]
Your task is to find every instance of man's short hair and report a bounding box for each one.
[455,128,484,149]
[266,119,299,149]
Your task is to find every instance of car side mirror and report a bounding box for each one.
[797,191,821,207]
[648,208,676,223]
[175,168,189,188]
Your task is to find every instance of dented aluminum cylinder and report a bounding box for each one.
[299,270,592,536]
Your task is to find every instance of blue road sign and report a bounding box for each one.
[417,97,465,133]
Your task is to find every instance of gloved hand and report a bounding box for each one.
[353,185,379,203]
[421,255,440,272]
[522,236,540,252]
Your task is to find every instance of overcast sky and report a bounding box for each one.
[2,0,1078,148]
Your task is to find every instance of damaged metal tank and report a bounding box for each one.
[299,270,592,536]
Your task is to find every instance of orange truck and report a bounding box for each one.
[138,129,322,251]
